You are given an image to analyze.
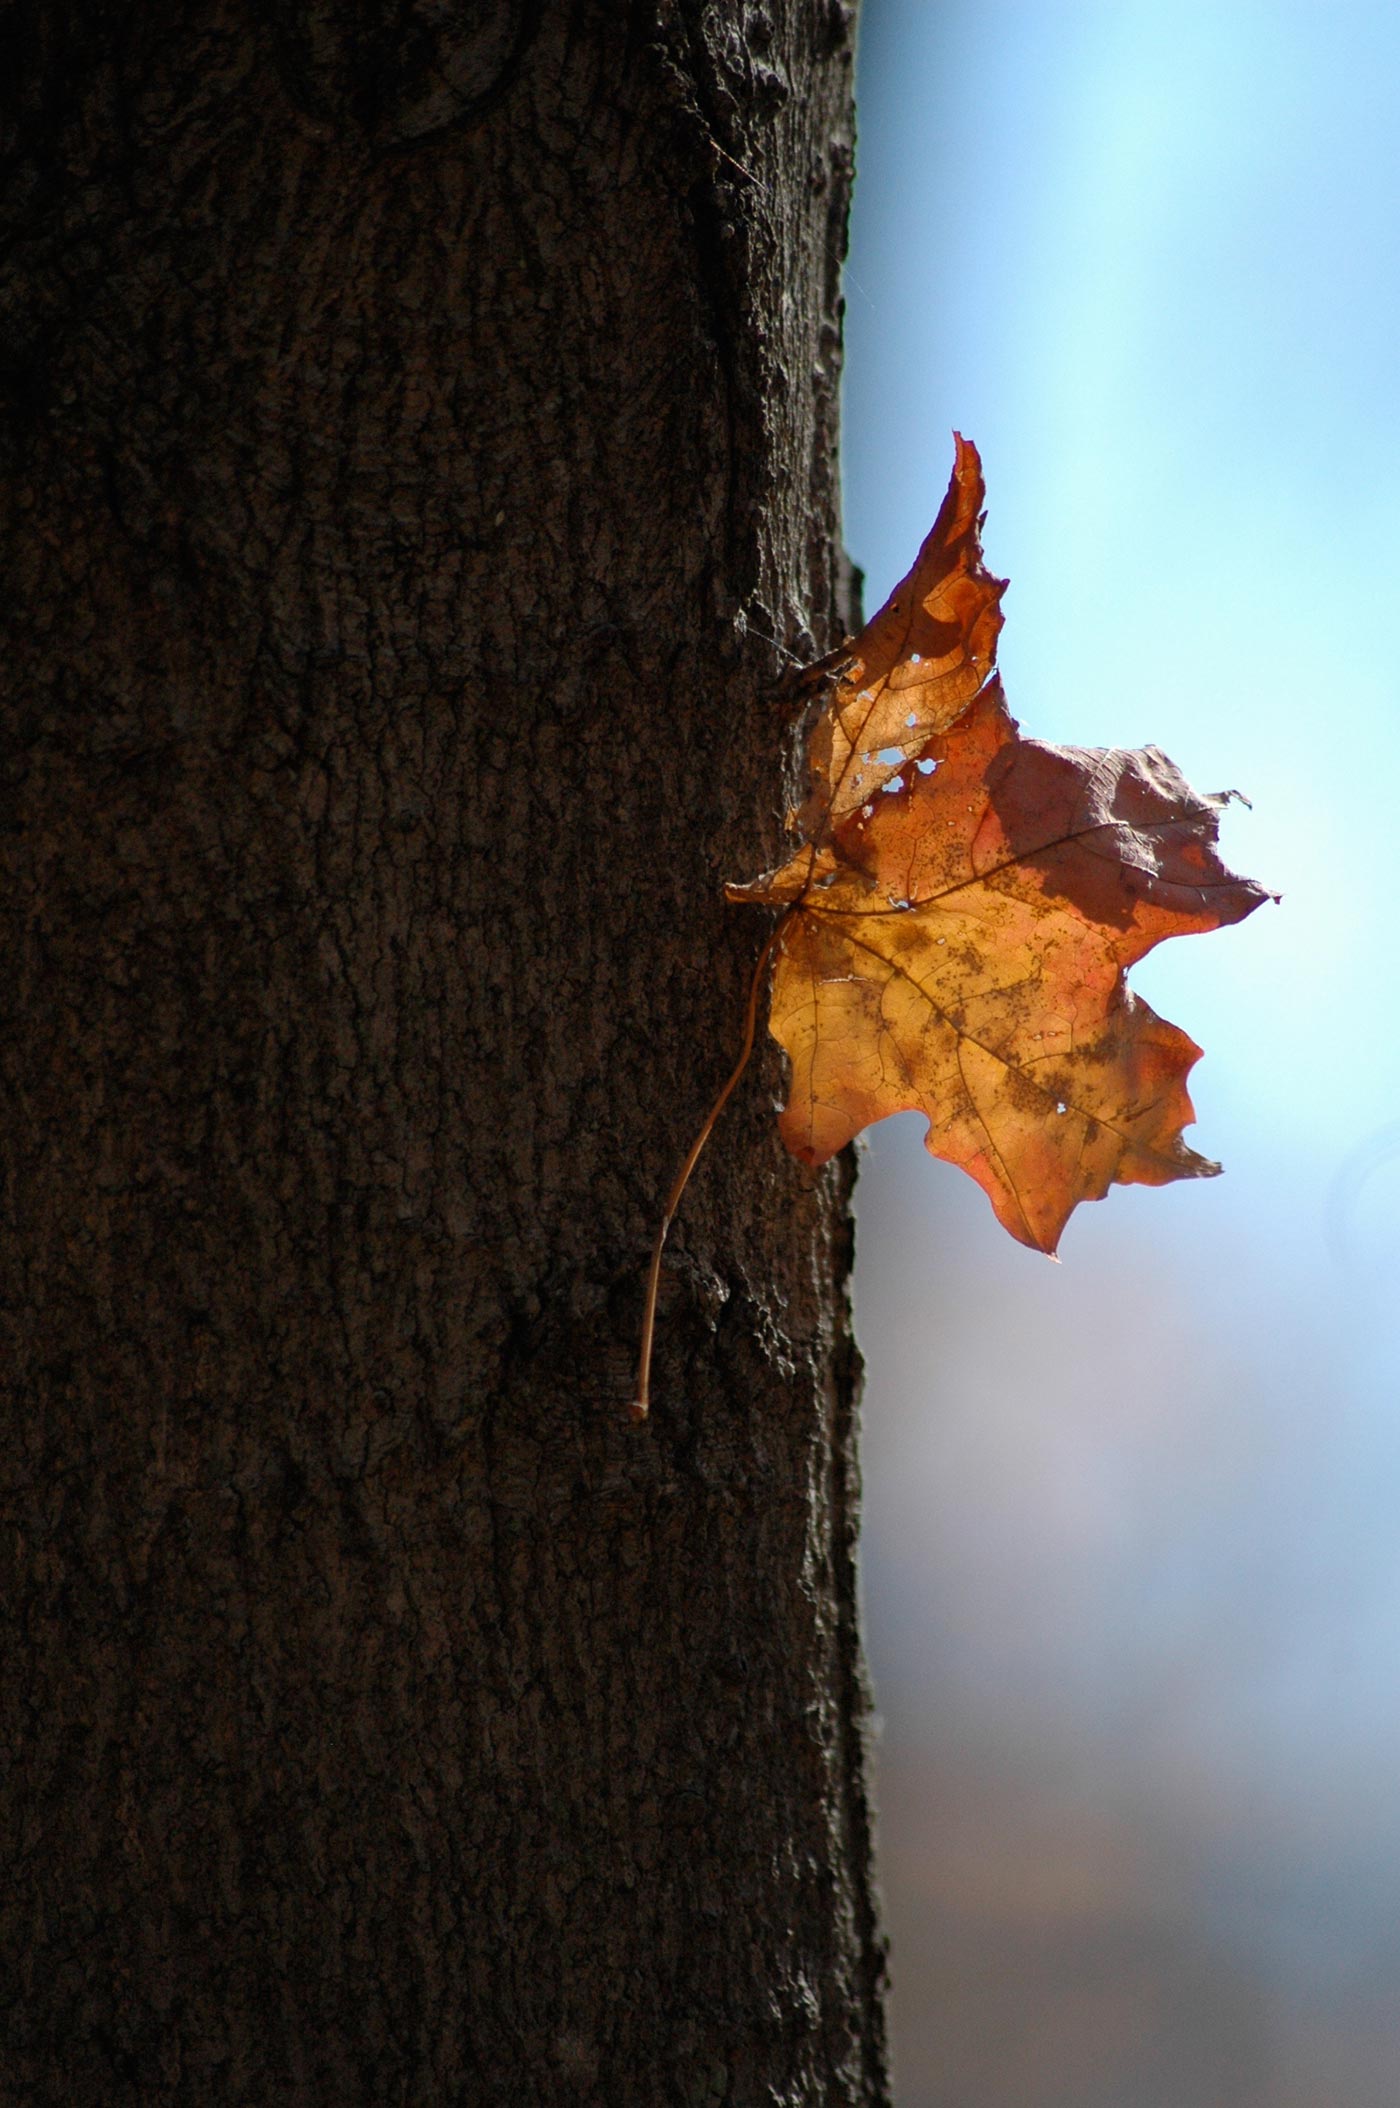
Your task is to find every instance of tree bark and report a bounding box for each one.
[1,2,887,2100]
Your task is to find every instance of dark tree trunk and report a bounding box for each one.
[1,2,887,2100]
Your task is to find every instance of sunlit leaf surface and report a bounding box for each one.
[730,440,1273,1250]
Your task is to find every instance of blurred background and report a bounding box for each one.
[842,4,1400,2103]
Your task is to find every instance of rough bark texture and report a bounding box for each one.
[1,2,887,2100]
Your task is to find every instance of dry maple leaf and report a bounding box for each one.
[729,436,1274,1256]
[632,436,1272,1416]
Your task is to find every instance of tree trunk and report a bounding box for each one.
[1,2,887,2100]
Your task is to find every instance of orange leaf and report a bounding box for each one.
[728,439,1273,1252]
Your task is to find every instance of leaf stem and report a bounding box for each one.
[631,916,787,1422]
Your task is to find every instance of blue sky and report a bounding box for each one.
[844,5,1400,2097]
